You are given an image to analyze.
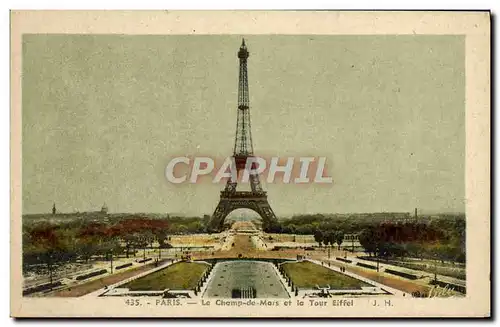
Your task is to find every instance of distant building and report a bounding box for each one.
[344,233,359,242]
[342,233,362,251]
[101,203,108,214]
[25,204,110,225]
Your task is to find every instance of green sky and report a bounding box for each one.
[22,35,465,216]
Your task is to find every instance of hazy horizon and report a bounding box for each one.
[22,35,465,216]
[23,209,465,217]
[23,205,466,218]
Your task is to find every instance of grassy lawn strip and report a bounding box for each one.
[123,262,209,291]
[282,261,371,290]
[51,260,165,297]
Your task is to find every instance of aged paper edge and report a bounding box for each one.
[10,10,491,318]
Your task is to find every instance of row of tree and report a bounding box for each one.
[357,220,465,263]
[266,214,465,264]
[358,222,445,253]
[24,219,151,266]
[313,230,345,249]
[23,215,207,271]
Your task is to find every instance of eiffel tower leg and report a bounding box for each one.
[208,199,231,232]
[254,199,278,232]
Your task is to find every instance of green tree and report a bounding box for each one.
[325,230,336,248]
[177,225,189,234]
[27,223,65,287]
[335,231,344,250]
[313,230,324,247]
[359,228,377,256]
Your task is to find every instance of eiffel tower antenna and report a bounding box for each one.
[208,39,278,232]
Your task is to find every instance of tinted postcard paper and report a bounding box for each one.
[10,11,490,318]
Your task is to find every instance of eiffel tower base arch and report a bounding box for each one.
[207,193,278,232]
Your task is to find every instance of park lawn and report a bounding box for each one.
[123,262,209,291]
[265,233,315,243]
[282,261,371,290]
[170,235,218,246]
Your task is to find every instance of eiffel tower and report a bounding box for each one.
[208,39,278,232]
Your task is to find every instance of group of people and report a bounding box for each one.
[319,261,347,273]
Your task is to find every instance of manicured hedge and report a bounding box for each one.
[357,262,377,270]
[384,268,418,280]
[336,257,352,263]
[75,269,108,281]
[137,258,152,264]
[116,262,133,270]
[23,281,63,295]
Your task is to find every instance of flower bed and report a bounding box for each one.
[356,262,377,270]
[23,281,63,296]
[75,269,108,281]
[137,258,153,264]
[116,262,133,270]
[336,257,352,263]
[384,268,418,280]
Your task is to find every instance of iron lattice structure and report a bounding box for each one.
[208,40,278,232]
[234,39,253,156]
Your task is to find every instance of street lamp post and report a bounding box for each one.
[48,252,53,290]
[434,254,438,283]
[376,246,380,272]
[110,249,113,274]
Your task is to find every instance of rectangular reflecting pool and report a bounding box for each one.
[203,260,290,299]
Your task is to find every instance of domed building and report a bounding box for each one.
[101,203,108,214]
